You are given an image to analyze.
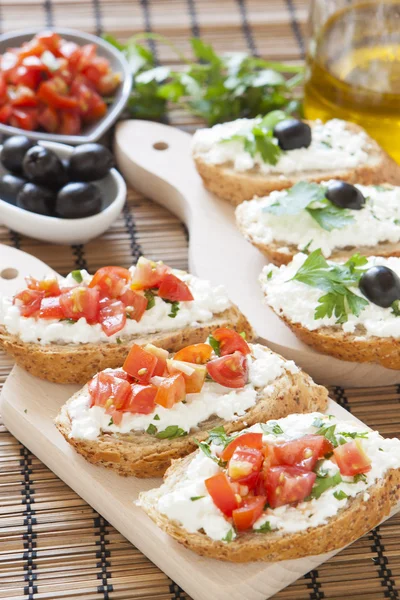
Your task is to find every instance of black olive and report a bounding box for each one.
[1,136,35,174]
[22,146,65,188]
[55,182,102,219]
[0,174,27,205]
[273,119,312,151]
[68,143,114,182]
[16,182,56,216]
[325,181,365,210]
[359,266,400,308]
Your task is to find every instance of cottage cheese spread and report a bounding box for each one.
[192,118,374,175]
[67,344,299,440]
[236,183,400,258]
[0,267,231,345]
[147,412,400,541]
[260,253,400,338]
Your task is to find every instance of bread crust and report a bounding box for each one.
[276,313,400,370]
[0,305,252,384]
[193,121,400,205]
[139,454,400,562]
[55,354,328,477]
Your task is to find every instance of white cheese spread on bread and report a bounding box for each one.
[192,118,374,175]
[236,183,400,258]
[67,345,299,440]
[261,253,400,337]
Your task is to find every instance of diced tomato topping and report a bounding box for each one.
[35,31,61,54]
[274,435,333,471]
[120,289,148,322]
[37,77,79,110]
[59,286,99,323]
[131,257,169,290]
[262,443,281,470]
[143,344,168,376]
[9,85,38,107]
[333,440,372,476]
[123,344,158,384]
[38,105,59,133]
[205,472,239,517]
[166,360,206,394]
[265,466,316,509]
[232,496,266,531]
[96,72,121,96]
[39,296,64,319]
[107,377,132,411]
[220,432,263,461]
[153,373,186,408]
[0,104,12,123]
[105,369,133,382]
[228,447,264,489]
[13,289,44,317]
[1,52,18,74]
[59,110,81,135]
[26,276,61,297]
[123,384,157,414]
[157,273,194,302]
[206,351,248,388]
[174,343,212,364]
[90,266,131,298]
[84,90,107,121]
[98,298,126,337]
[211,328,250,356]
[88,371,114,407]
[9,108,38,130]
[17,39,47,60]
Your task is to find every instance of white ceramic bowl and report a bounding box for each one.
[0,140,126,245]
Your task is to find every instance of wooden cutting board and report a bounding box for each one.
[114,119,400,388]
[0,246,399,600]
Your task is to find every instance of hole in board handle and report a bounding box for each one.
[0,268,18,280]
[153,141,169,151]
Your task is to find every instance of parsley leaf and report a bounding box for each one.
[255,521,272,533]
[264,181,326,216]
[144,288,157,310]
[316,424,338,447]
[146,424,157,435]
[71,270,83,283]
[333,490,348,500]
[261,422,284,435]
[353,473,367,484]
[156,425,187,439]
[312,417,325,428]
[339,431,369,440]
[392,300,400,316]
[116,337,122,344]
[309,472,342,499]
[153,414,160,421]
[206,426,234,448]
[59,318,76,324]
[222,529,234,543]
[293,249,369,323]
[194,439,227,467]
[208,335,221,356]
[190,496,205,501]
[108,417,114,426]
[167,301,180,318]
[307,203,354,232]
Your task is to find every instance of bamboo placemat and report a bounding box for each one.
[0,1,399,598]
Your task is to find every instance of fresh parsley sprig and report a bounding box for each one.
[104,34,303,125]
[263,181,355,231]
[292,249,369,324]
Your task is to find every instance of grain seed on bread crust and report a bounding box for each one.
[0,305,252,384]
[139,454,400,562]
[193,121,400,205]
[55,358,328,477]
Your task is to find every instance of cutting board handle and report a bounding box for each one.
[0,245,57,296]
[114,120,199,224]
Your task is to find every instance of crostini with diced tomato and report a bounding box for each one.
[55,330,328,477]
[139,412,400,562]
[0,257,252,384]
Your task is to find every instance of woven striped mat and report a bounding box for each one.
[0,1,399,599]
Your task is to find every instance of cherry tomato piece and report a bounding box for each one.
[120,289,148,322]
[124,384,157,414]
[39,296,64,319]
[174,343,212,364]
[89,266,131,298]
[59,286,99,323]
[98,298,126,337]
[123,344,158,384]
[232,496,266,531]
[220,432,263,461]
[206,351,248,388]
[157,273,194,302]
[166,360,206,394]
[131,257,169,290]
[228,447,264,485]
[333,440,372,476]
[13,288,44,317]
[274,435,334,471]
[205,472,239,517]
[265,466,316,509]
[153,373,186,408]
[211,328,250,356]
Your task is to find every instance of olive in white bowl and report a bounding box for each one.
[0,140,126,245]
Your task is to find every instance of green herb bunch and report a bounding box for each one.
[104,34,303,125]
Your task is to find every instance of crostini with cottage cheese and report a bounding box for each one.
[138,412,400,562]
[236,181,400,265]
[260,250,400,369]
[0,257,252,384]
[55,329,328,477]
[192,115,400,205]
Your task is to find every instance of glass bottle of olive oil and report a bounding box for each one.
[304,1,400,163]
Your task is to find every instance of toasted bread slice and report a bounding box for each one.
[0,305,251,384]
[55,348,328,477]
[193,121,400,205]
[139,453,400,562]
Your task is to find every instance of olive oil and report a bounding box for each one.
[304,1,400,163]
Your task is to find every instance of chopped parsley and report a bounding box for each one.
[263,181,355,232]
[153,414,160,421]
[208,334,221,356]
[167,301,180,318]
[254,521,272,533]
[71,270,83,283]
[339,431,369,440]
[261,422,284,435]
[59,318,76,324]
[155,425,187,439]
[239,331,247,339]
[144,288,157,310]
[266,269,274,280]
[292,249,369,324]
[316,424,338,447]
[391,300,400,316]
[194,438,227,468]
[116,337,122,344]
[108,417,114,426]
[309,472,342,499]
[24,409,27,414]
[146,423,157,435]
[353,473,367,484]
[222,528,234,543]
[333,490,348,501]
[190,496,205,501]
[206,426,234,448]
